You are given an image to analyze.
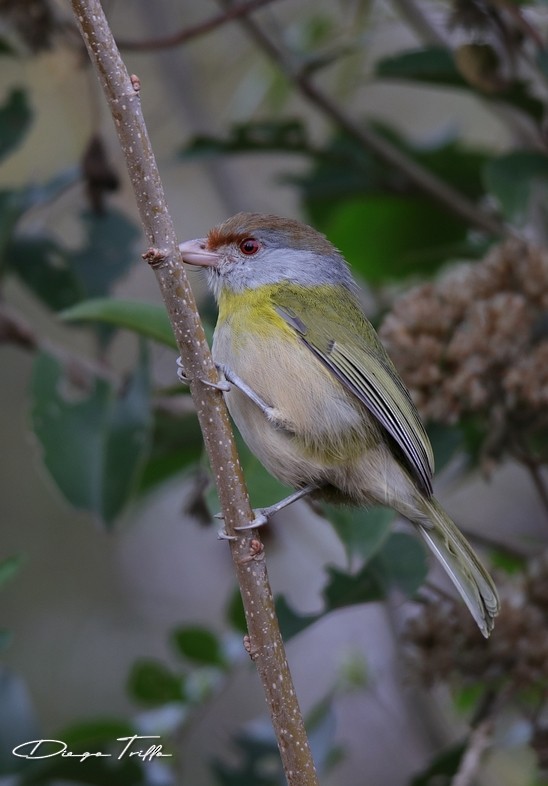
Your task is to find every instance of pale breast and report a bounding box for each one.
[212,321,377,486]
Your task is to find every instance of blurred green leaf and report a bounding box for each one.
[323,562,385,609]
[369,532,427,596]
[0,190,26,272]
[139,408,204,493]
[0,555,23,588]
[181,119,311,158]
[61,297,177,348]
[426,423,463,473]
[127,659,185,706]
[69,209,140,299]
[0,631,11,652]
[171,626,226,667]
[324,532,427,611]
[410,740,466,785]
[324,505,393,560]
[490,549,527,575]
[377,47,461,85]
[275,596,320,640]
[324,195,468,281]
[483,151,548,223]
[376,47,544,121]
[8,235,83,310]
[30,348,151,528]
[0,89,32,162]
[212,728,283,786]
[226,587,247,634]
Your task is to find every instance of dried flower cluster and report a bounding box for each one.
[405,554,548,694]
[380,240,548,462]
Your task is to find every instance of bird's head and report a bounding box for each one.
[179,212,355,300]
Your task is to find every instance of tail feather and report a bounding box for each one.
[414,497,499,637]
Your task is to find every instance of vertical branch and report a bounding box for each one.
[70,2,318,784]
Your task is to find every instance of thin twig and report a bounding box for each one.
[451,718,494,786]
[70,3,318,785]
[390,0,452,47]
[116,0,283,52]
[221,0,509,238]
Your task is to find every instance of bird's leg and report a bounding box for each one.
[216,483,319,539]
[235,484,319,531]
[176,356,230,392]
[216,363,273,417]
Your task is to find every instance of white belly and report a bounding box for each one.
[212,322,377,490]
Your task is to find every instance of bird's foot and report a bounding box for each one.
[176,356,231,391]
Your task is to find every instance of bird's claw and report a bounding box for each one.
[215,510,269,537]
[176,356,231,391]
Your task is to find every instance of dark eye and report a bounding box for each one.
[239,237,260,255]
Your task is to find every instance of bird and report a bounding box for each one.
[178,212,499,637]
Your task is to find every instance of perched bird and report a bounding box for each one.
[179,212,499,637]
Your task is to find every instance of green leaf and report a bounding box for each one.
[0,190,26,273]
[69,209,140,299]
[127,659,185,706]
[181,119,311,158]
[0,631,12,652]
[7,235,83,311]
[139,408,204,493]
[323,505,393,560]
[0,89,32,162]
[323,532,427,612]
[376,47,461,85]
[323,562,385,610]
[30,348,151,527]
[410,740,466,785]
[376,47,544,121]
[324,195,468,281]
[275,596,321,640]
[0,555,23,588]
[226,587,247,634]
[369,532,428,596]
[171,626,226,667]
[102,345,152,524]
[61,297,177,348]
[426,423,463,473]
[483,151,548,223]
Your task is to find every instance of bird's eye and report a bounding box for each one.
[239,237,260,255]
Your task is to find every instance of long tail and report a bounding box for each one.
[412,496,499,637]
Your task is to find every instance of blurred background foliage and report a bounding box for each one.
[1,0,548,784]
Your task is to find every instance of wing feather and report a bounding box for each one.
[273,289,434,495]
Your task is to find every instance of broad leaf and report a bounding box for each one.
[376,47,544,121]
[324,505,394,561]
[483,151,548,223]
[324,195,469,281]
[171,626,226,668]
[69,209,140,298]
[181,119,311,158]
[0,555,23,588]
[0,89,32,162]
[30,348,151,527]
[62,297,177,348]
[127,659,185,706]
[139,408,204,493]
[7,235,83,310]
[275,596,321,640]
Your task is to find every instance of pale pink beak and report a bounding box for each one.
[179,238,220,268]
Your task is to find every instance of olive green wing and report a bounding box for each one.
[272,287,434,496]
